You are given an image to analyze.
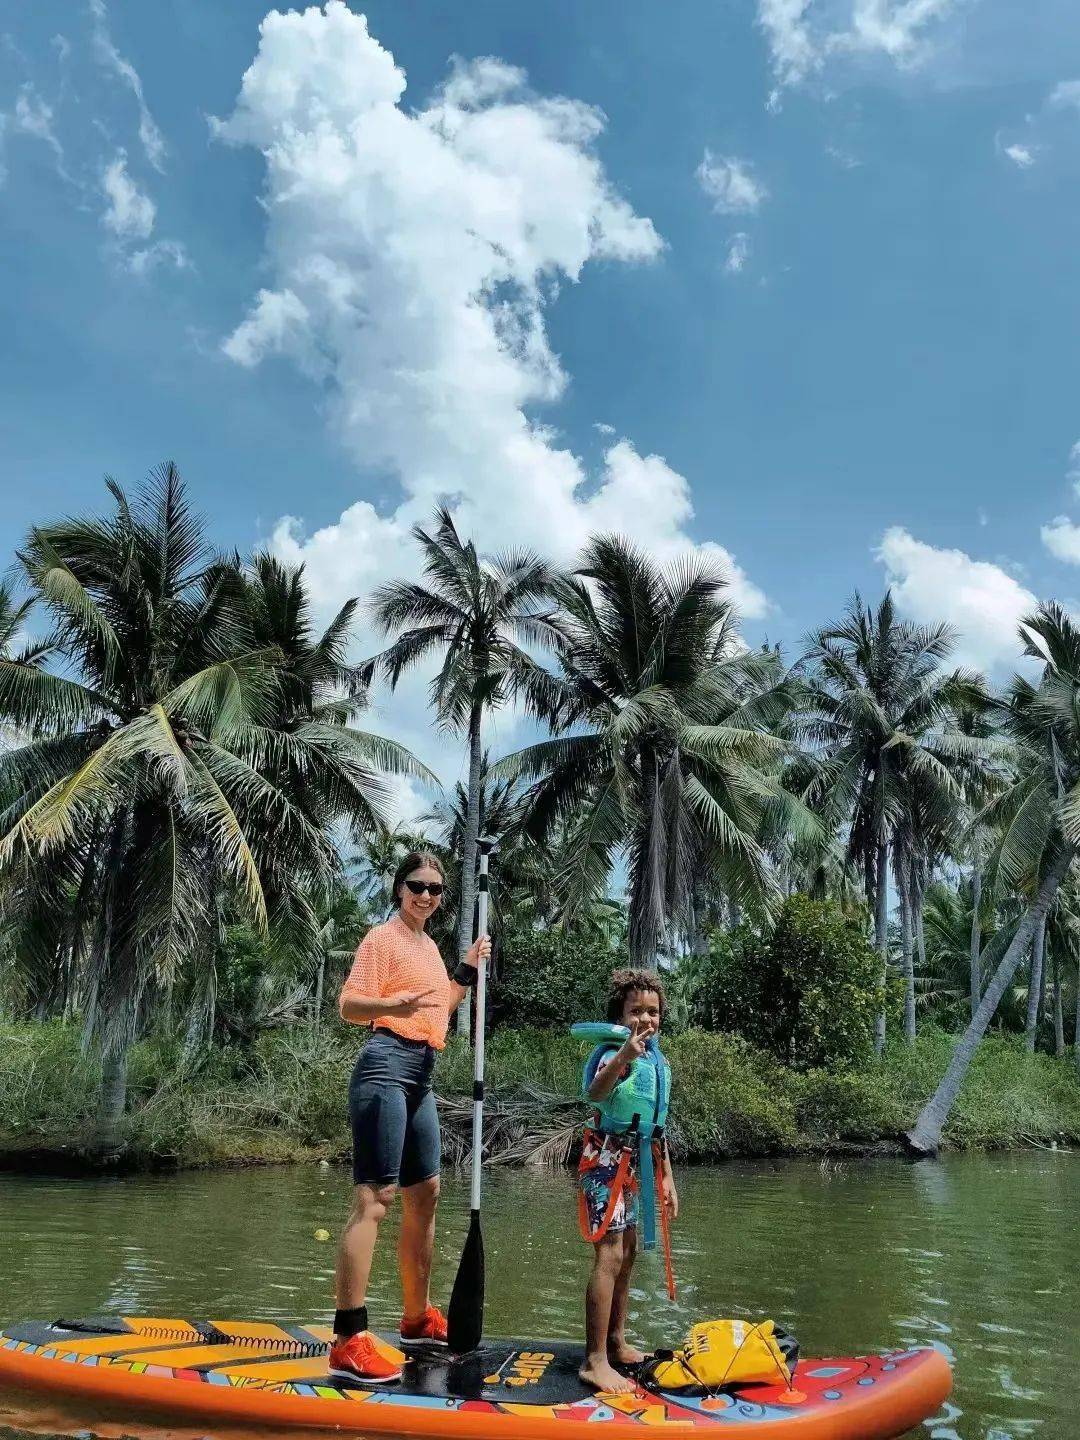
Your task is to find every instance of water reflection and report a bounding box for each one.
[0,1152,1076,1439]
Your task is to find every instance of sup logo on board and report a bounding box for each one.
[487,1351,555,1388]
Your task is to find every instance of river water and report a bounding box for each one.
[0,1153,1075,1439]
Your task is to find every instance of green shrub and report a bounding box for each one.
[441,1027,583,1098]
[665,1030,799,1157]
[692,895,883,1071]
[884,1026,1080,1147]
[0,1020,100,1136]
[793,1067,903,1142]
[3,1017,1078,1167]
[492,923,619,1031]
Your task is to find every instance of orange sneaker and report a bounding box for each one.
[328,1331,403,1385]
[399,1305,448,1345]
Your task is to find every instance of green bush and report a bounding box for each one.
[3,1017,1079,1167]
[665,1030,799,1157]
[492,923,618,1031]
[440,1027,584,1098]
[0,1020,100,1136]
[691,895,883,1071]
[879,1025,1080,1148]
[792,1067,903,1142]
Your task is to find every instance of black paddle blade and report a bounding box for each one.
[446,1210,485,1354]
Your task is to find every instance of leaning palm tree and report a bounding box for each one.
[800,594,987,1052]
[908,604,1080,1154]
[498,537,815,964]
[0,466,429,1134]
[364,507,560,1033]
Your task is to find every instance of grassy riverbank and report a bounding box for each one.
[2,1020,1078,1172]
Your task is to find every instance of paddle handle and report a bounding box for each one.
[469,841,492,1212]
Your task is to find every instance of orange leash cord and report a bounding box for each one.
[653,1140,677,1301]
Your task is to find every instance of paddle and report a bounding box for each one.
[447,836,495,1354]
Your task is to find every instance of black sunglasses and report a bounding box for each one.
[404,879,444,897]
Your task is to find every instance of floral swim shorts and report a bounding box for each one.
[578,1128,638,1238]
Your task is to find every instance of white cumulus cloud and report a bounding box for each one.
[876,526,1036,675]
[1042,517,1080,565]
[696,151,768,213]
[215,2,768,640]
[1038,445,1080,566]
[101,150,155,239]
[221,289,314,369]
[758,0,960,91]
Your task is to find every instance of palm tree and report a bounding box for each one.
[364,507,559,1034]
[800,594,985,1052]
[0,584,70,1019]
[233,550,432,959]
[920,879,977,1019]
[1024,911,1048,1052]
[908,604,1080,1154]
[498,537,815,965]
[349,824,430,911]
[0,466,428,1135]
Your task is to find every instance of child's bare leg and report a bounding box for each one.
[579,1234,636,1394]
[608,1226,645,1366]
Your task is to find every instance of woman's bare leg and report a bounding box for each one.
[335,1182,397,1326]
[398,1175,440,1319]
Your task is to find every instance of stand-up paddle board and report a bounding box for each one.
[0,1315,951,1440]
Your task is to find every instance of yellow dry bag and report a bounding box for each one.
[643,1319,797,1392]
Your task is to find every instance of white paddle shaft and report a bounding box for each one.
[469,846,490,1212]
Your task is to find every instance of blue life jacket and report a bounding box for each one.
[582,1039,671,1139]
[571,1022,671,1252]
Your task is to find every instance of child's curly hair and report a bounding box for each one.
[605,968,667,1025]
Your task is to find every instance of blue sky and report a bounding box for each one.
[5,0,1080,791]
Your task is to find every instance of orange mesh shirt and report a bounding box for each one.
[339,915,455,1049]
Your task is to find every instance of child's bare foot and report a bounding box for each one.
[579,1357,637,1395]
[609,1340,647,1367]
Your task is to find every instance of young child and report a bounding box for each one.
[577,969,677,1395]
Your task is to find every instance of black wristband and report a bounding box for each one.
[452,961,478,986]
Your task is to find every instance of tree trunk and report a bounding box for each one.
[97,1045,130,1143]
[896,853,916,1043]
[1074,953,1080,1075]
[629,751,666,965]
[689,883,706,959]
[456,701,484,1043]
[915,869,927,1005]
[907,847,1072,1155]
[1053,947,1065,1058]
[874,839,889,1056]
[969,847,982,1019]
[314,947,326,1030]
[1025,914,1047,1054]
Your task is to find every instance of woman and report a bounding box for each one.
[329,851,490,1385]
